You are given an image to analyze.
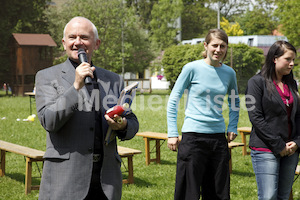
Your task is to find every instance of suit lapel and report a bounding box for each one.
[61,60,76,86]
[61,59,91,110]
[291,89,298,117]
[273,89,287,112]
[94,67,110,108]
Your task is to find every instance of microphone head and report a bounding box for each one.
[77,48,88,63]
[77,48,86,55]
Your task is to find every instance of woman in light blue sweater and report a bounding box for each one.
[167,29,240,200]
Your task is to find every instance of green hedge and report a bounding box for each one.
[162,43,264,93]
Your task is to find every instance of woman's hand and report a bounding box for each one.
[280,144,290,157]
[168,137,179,151]
[227,132,237,142]
[286,141,298,156]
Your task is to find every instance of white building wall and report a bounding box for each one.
[151,76,170,89]
[183,35,288,47]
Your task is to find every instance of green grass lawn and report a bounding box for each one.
[0,91,299,199]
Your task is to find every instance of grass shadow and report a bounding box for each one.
[158,159,176,166]
[124,177,154,187]
[0,94,13,97]
[6,172,42,185]
[5,172,24,183]
[231,170,255,177]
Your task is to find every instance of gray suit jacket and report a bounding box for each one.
[35,59,139,200]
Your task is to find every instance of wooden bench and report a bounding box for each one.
[0,140,141,194]
[117,146,141,184]
[136,132,181,165]
[237,127,252,156]
[136,132,244,173]
[0,140,45,194]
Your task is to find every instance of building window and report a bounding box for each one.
[248,38,254,46]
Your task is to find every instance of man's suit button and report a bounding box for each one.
[88,148,93,153]
[90,127,94,131]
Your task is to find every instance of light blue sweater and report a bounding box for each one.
[167,59,240,137]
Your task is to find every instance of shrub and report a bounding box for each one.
[162,44,204,89]
[224,43,264,93]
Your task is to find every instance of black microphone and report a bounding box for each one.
[78,48,92,84]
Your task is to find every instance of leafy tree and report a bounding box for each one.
[150,0,184,50]
[0,0,50,85]
[125,0,155,32]
[208,0,251,20]
[46,0,155,74]
[180,0,252,36]
[181,2,217,40]
[275,0,300,47]
[220,17,244,36]
[236,8,277,35]
[252,0,278,13]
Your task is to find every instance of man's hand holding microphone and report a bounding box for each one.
[74,48,95,90]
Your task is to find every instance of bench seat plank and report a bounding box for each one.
[0,140,44,159]
[228,142,245,148]
[296,165,300,175]
[118,146,141,156]
[136,132,182,140]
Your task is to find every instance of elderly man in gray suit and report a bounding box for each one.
[35,16,139,200]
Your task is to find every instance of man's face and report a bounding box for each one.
[62,19,100,63]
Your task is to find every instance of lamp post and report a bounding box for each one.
[217,1,220,29]
[121,24,124,78]
[121,0,125,79]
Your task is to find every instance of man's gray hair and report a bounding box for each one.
[63,16,99,41]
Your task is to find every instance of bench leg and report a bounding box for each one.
[143,138,162,165]
[121,155,134,184]
[0,150,5,176]
[25,157,32,195]
[241,132,248,156]
[144,137,150,165]
[155,140,160,164]
[127,156,134,184]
